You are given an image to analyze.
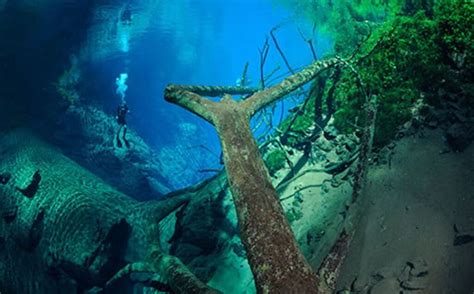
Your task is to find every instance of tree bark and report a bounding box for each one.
[325,66,342,122]
[314,76,327,126]
[214,98,319,293]
[165,58,340,293]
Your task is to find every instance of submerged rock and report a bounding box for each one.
[408,258,429,277]
[445,123,474,152]
[324,125,339,140]
[400,278,427,291]
[371,278,400,294]
[52,105,172,200]
[315,135,334,152]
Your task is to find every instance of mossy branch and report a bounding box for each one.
[167,85,259,97]
[243,58,341,116]
[164,85,217,123]
[105,252,221,294]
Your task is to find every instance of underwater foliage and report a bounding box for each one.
[285,197,304,223]
[277,76,330,148]
[275,0,398,54]
[273,0,472,148]
[265,148,287,176]
[332,1,473,146]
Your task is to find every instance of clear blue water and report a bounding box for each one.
[80,0,332,187]
[74,0,330,186]
[1,0,331,188]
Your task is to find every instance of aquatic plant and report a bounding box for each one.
[275,0,472,148]
[265,149,286,176]
[285,200,304,223]
[277,75,331,148]
[333,1,473,146]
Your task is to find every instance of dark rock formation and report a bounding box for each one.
[0,129,211,293]
[445,122,474,152]
[52,105,172,201]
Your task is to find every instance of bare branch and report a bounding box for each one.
[307,40,318,61]
[240,62,250,88]
[324,66,342,122]
[105,252,221,294]
[270,27,295,74]
[151,249,222,294]
[296,25,318,61]
[259,37,270,89]
[263,65,280,83]
[198,169,223,173]
[105,262,162,289]
[275,139,295,174]
[317,231,351,293]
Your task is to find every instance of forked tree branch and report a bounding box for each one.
[165,58,341,123]
[259,37,270,89]
[270,27,295,74]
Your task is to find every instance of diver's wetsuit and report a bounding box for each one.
[121,5,132,25]
[116,103,130,148]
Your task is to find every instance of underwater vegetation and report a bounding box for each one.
[276,0,473,149]
[264,149,287,176]
[333,1,473,147]
[0,0,473,293]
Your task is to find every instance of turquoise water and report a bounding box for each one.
[83,0,331,188]
[0,0,330,189]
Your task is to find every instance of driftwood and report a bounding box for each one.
[296,25,318,61]
[105,228,221,294]
[270,27,295,75]
[165,58,341,293]
[324,66,342,121]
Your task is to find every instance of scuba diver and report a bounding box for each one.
[120,4,132,26]
[116,102,130,148]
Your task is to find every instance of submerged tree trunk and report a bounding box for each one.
[314,76,327,126]
[325,66,342,121]
[165,58,340,293]
[214,98,318,293]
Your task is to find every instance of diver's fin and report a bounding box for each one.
[116,128,123,148]
[122,127,130,148]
